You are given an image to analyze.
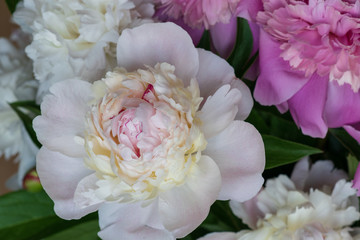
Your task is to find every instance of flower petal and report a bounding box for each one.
[344,124,360,144]
[98,202,173,240]
[33,79,93,158]
[288,74,329,138]
[254,30,309,105]
[36,147,98,219]
[198,232,238,240]
[210,17,237,58]
[198,84,241,139]
[117,22,199,82]
[204,120,265,202]
[324,81,360,127]
[158,156,221,238]
[196,48,235,98]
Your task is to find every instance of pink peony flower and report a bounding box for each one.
[33,23,265,239]
[254,0,360,140]
[155,0,262,58]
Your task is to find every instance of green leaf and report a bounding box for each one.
[9,101,41,148]
[5,0,21,13]
[0,190,98,240]
[45,220,100,240]
[347,154,359,179]
[227,18,253,78]
[197,30,211,51]
[263,135,322,169]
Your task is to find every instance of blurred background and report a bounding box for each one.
[0,2,21,194]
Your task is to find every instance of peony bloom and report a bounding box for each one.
[154,0,262,58]
[200,158,360,240]
[13,0,155,102]
[254,0,360,141]
[33,23,265,239]
[0,31,39,189]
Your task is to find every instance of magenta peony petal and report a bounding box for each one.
[324,81,360,127]
[209,16,237,58]
[254,30,309,105]
[288,74,329,138]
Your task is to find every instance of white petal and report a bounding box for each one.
[196,48,235,98]
[231,79,253,121]
[33,79,93,158]
[158,156,221,238]
[117,22,199,83]
[36,147,98,219]
[198,85,241,139]
[98,201,173,240]
[204,121,265,202]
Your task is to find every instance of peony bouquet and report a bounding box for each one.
[0,0,360,239]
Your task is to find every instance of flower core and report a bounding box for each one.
[82,63,206,203]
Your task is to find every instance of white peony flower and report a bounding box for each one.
[0,31,39,189]
[33,22,265,239]
[200,159,360,240]
[13,0,155,102]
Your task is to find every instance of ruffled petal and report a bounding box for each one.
[117,22,199,83]
[287,74,329,138]
[324,81,360,127]
[98,202,173,240]
[158,156,221,238]
[204,121,265,202]
[254,30,309,105]
[33,79,93,158]
[36,147,98,219]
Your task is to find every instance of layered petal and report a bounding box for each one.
[117,22,199,82]
[36,147,98,219]
[33,79,93,158]
[158,156,221,238]
[204,121,265,202]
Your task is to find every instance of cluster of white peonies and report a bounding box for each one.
[0,30,39,189]
[33,22,266,239]
[200,158,360,240]
[13,0,155,102]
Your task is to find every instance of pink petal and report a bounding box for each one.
[210,17,237,58]
[117,22,199,83]
[236,0,264,22]
[204,121,265,202]
[254,30,309,105]
[287,74,329,138]
[344,124,360,144]
[33,79,93,158]
[36,147,99,219]
[324,81,360,128]
[98,202,173,240]
[158,156,221,238]
[199,232,238,240]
